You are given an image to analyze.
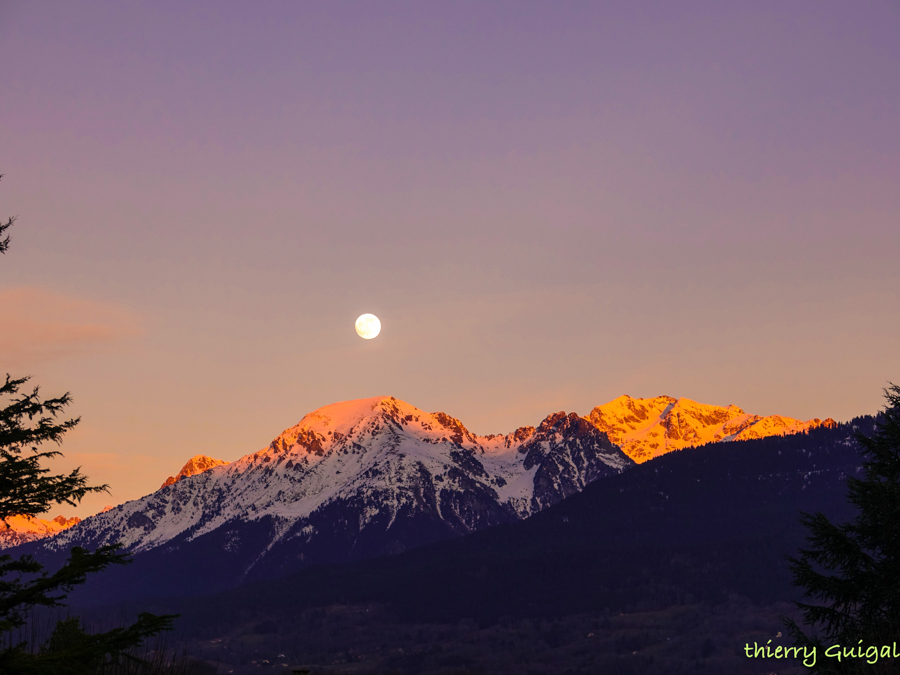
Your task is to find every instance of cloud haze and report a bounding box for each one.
[0,287,142,367]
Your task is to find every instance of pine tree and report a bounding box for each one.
[0,176,174,673]
[786,383,900,673]
[0,375,97,522]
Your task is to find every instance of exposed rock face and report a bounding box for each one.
[522,412,623,512]
[587,395,836,463]
[160,455,230,489]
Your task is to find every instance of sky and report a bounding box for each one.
[1,1,898,517]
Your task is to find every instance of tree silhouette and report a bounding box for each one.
[786,383,900,673]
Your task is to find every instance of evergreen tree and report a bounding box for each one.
[0,375,96,521]
[786,383,900,673]
[0,176,174,673]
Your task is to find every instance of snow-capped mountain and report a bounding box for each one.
[160,455,229,489]
[0,514,80,549]
[587,395,836,463]
[39,396,631,596]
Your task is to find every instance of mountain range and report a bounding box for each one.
[17,394,833,602]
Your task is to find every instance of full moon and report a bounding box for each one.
[355,313,381,339]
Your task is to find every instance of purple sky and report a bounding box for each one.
[2,1,899,516]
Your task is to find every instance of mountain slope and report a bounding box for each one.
[587,394,836,463]
[39,396,631,600]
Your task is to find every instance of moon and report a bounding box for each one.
[355,313,381,340]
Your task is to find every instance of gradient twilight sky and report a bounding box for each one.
[1,1,899,517]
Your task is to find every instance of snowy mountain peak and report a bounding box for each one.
[587,395,836,463]
[289,396,399,435]
[262,396,538,466]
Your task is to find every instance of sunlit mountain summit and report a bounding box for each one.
[588,395,836,463]
[160,454,229,489]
